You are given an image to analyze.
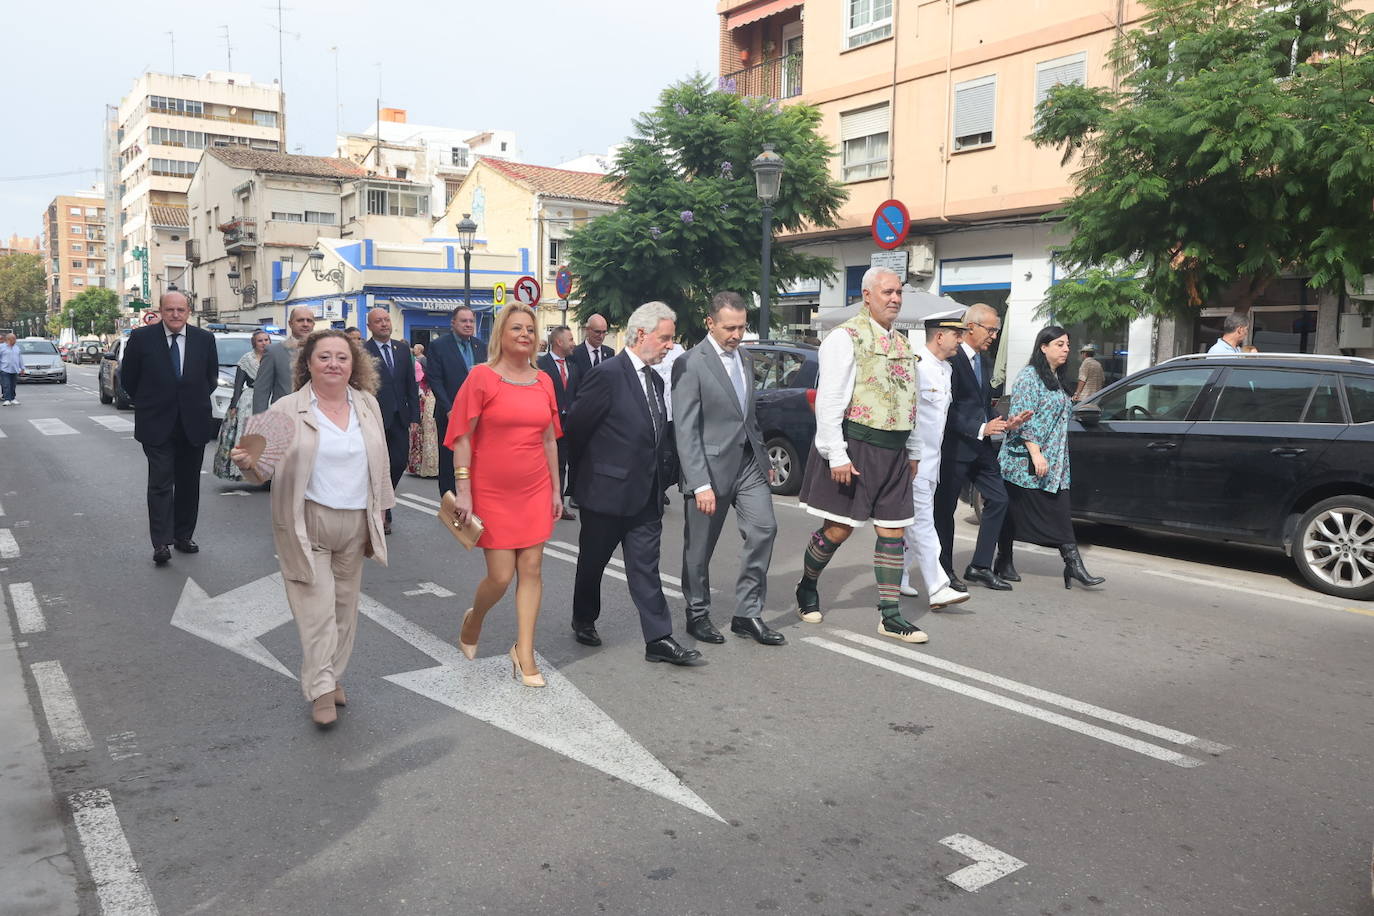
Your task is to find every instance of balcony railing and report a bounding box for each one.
[720,52,803,100]
[218,218,257,251]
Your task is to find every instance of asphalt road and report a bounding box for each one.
[2,364,1372,915]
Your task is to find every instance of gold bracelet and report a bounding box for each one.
[455,467,472,480]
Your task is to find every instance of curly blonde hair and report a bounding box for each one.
[486,303,540,368]
[293,328,379,395]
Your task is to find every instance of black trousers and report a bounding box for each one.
[934,452,1011,573]
[555,437,571,499]
[573,501,673,644]
[435,412,454,498]
[382,418,409,489]
[142,422,205,547]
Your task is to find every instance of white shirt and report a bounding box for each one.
[1208,337,1242,354]
[304,390,370,510]
[652,343,686,415]
[164,325,186,375]
[704,335,750,412]
[914,343,954,481]
[958,341,991,440]
[584,340,605,366]
[814,316,921,468]
[624,348,663,430]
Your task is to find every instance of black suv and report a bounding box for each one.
[747,341,819,495]
[1070,353,1374,599]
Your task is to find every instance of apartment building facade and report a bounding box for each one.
[42,191,108,315]
[110,71,285,307]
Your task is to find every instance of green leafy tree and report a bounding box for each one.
[61,287,122,336]
[1031,0,1374,323]
[566,75,847,339]
[0,252,47,325]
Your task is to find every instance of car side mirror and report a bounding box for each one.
[102,351,116,360]
[1073,403,1101,427]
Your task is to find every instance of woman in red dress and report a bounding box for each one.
[445,303,563,687]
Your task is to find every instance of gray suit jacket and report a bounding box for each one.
[671,342,767,496]
[252,340,297,414]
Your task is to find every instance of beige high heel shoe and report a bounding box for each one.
[509,645,546,688]
[458,608,478,660]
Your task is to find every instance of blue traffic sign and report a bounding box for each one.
[871,199,910,251]
[555,266,573,299]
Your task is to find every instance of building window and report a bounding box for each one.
[70,226,83,235]
[150,158,196,178]
[304,211,336,225]
[1035,52,1087,116]
[547,238,564,269]
[69,206,82,216]
[149,127,206,149]
[500,141,508,152]
[953,75,997,151]
[72,259,83,268]
[846,0,893,50]
[840,103,890,182]
[253,110,277,128]
[365,187,429,217]
[395,167,408,180]
[271,211,304,222]
[367,188,387,216]
[72,278,85,287]
[451,147,469,167]
[72,242,84,251]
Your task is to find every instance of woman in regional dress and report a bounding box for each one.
[212,329,271,480]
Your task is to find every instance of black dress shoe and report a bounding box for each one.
[964,565,1012,591]
[172,539,198,554]
[947,572,968,593]
[686,616,725,644]
[572,623,602,647]
[994,557,1021,582]
[645,637,703,665]
[731,616,786,646]
[153,544,171,565]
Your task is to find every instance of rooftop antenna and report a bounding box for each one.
[166,31,175,73]
[220,25,232,70]
[330,46,341,135]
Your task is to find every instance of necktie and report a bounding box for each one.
[380,341,394,374]
[971,353,983,391]
[641,365,663,439]
[169,333,182,379]
[729,353,747,413]
[556,357,567,387]
[592,347,601,367]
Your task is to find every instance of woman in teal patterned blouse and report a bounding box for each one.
[998,326,1105,589]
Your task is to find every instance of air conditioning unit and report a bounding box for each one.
[906,238,936,276]
[1337,311,1374,349]
[1345,274,1374,301]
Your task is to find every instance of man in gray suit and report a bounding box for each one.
[672,291,784,647]
[252,306,316,413]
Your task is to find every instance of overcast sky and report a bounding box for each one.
[0,0,719,238]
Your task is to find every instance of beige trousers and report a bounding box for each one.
[284,501,368,701]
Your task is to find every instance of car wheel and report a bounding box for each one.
[114,387,132,410]
[1293,496,1374,600]
[766,436,802,496]
[98,379,113,404]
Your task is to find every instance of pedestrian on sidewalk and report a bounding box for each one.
[793,268,927,644]
[444,303,563,688]
[998,326,1105,590]
[121,292,219,566]
[212,329,271,481]
[0,332,23,405]
[231,330,394,727]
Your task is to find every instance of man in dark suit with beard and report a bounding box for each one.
[565,302,700,667]
[426,305,485,497]
[537,324,580,520]
[120,291,219,565]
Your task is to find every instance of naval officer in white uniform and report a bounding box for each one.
[901,312,972,610]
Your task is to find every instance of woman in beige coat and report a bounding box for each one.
[231,329,394,727]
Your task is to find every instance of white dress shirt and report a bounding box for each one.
[652,342,686,415]
[584,340,605,366]
[164,325,186,375]
[305,390,370,510]
[958,341,992,440]
[814,317,921,468]
[914,343,954,482]
[624,348,659,412]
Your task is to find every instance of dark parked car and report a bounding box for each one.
[747,341,819,495]
[1069,352,1374,600]
[15,338,67,384]
[98,336,133,409]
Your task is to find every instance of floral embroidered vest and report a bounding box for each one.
[839,314,919,432]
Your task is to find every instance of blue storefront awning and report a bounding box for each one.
[393,295,493,311]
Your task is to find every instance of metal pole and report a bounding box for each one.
[463,249,472,310]
[759,203,774,340]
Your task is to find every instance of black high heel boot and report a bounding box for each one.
[1059,544,1105,589]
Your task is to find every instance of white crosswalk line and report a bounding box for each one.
[8,582,46,634]
[29,418,79,436]
[0,426,6,437]
[30,660,94,753]
[68,789,160,915]
[89,415,135,432]
[0,528,18,559]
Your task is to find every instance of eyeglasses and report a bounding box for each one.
[969,322,1001,337]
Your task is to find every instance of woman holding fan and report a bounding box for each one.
[231,329,395,727]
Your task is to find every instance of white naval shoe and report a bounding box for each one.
[928,585,970,610]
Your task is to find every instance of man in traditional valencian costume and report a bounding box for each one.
[795,268,928,644]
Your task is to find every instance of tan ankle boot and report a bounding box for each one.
[311,694,337,727]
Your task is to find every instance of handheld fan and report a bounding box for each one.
[238,410,296,477]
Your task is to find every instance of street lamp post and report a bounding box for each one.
[455,213,478,312]
[750,143,784,340]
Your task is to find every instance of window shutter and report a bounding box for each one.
[953,77,996,140]
[840,103,890,141]
[1035,53,1087,107]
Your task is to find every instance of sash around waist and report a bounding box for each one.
[842,420,910,451]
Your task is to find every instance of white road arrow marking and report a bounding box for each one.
[219,491,252,497]
[941,834,1026,892]
[403,581,455,598]
[170,576,296,680]
[360,595,723,823]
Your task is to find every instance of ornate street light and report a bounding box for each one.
[750,143,785,339]
[226,264,256,300]
[455,212,478,310]
[307,249,344,286]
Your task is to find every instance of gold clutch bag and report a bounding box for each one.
[438,491,484,550]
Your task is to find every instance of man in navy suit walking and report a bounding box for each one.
[537,324,580,520]
[934,303,1029,591]
[120,291,219,565]
[426,305,485,497]
[364,307,419,534]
